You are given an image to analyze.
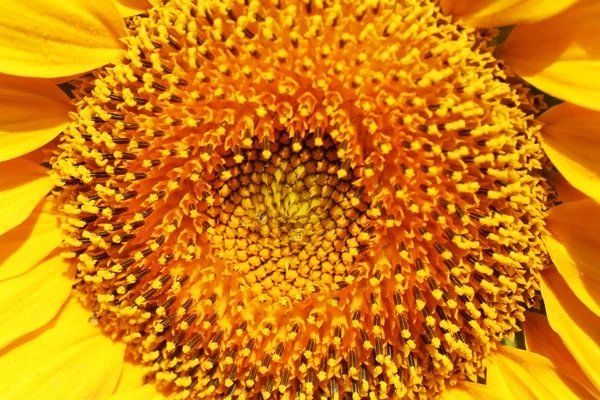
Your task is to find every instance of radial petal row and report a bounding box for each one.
[0,158,54,237]
[488,346,596,399]
[0,74,72,162]
[442,381,505,400]
[0,0,126,78]
[524,312,600,399]
[0,297,125,400]
[443,345,596,400]
[0,200,63,281]
[499,0,600,111]
[541,268,600,395]
[0,255,73,350]
[112,0,151,18]
[540,103,600,204]
[108,385,168,400]
[109,358,168,399]
[550,174,587,203]
[442,0,579,28]
[546,199,600,317]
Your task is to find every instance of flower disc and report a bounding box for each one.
[52,0,549,398]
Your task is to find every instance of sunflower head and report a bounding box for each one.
[47,0,551,398]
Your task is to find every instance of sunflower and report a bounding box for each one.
[1,0,599,399]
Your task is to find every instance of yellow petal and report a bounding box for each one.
[0,0,126,78]
[442,0,579,28]
[0,200,62,281]
[523,312,600,399]
[19,137,62,166]
[488,345,596,400]
[546,199,600,317]
[539,103,600,203]
[442,381,508,400]
[0,254,74,350]
[0,73,72,162]
[109,385,168,400]
[550,172,588,204]
[541,268,600,393]
[498,1,600,111]
[0,158,53,236]
[113,359,148,393]
[110,357,170,399]
[112,0,151,18]
[0,297,125,400]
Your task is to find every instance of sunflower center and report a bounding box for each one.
[51,0,549,398]
[204,131,373,303]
